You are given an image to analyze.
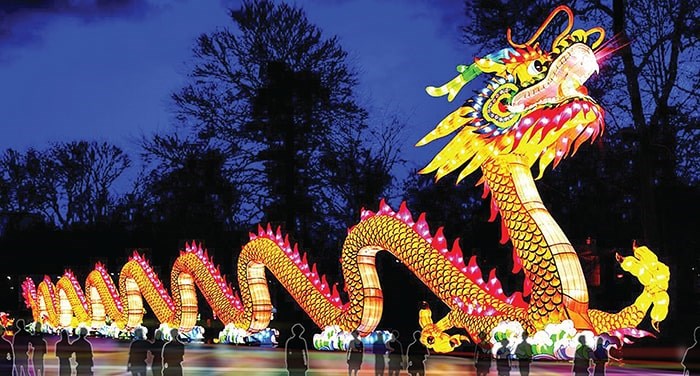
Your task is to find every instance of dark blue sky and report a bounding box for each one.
[0,0,472,190]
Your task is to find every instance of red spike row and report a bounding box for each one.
[512,248,523,274]
[360,207,372,221]
[412,213,431,241]
[499,219,510,244]
[505,292,528,309]
[523,278,533,297]
[431,227,448,253]
[257,224,265,237]
[446,239,465,268]
[320,275,329,293]
[378,199,394,215]
[283,235,291,251]
[266,223,273,237]
[465,255,484,282]
[396,201,415,226]
[481,181,491,199]
[488,196,500,222]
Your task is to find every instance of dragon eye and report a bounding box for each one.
[527,60,546,76]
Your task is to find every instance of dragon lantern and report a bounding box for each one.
[22,5,668,355]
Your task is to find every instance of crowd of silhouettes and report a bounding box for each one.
[14,317,700,375]
[470,331,615,376]
[0,319,94,376]
[0,319,195,376]
[129,327,185,376]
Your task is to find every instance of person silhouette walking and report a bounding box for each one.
[386,330,404,376]
[151,330,167,376]
[346,330,363,376]
[55,329,73,376]
[592,338,608,376]
[0,325,14,376]
[496,338,512,376]
[30,322,47,376]
[474,331,492,376]
[162,328,185,376]
[372,332,387,376]
[406,331,428,376]
[12,319,31,376]
[127,328,150,376]
[285,323,309,376]
[683,326,700,376]
[515,331,532,376]
[572,335,592,376]
[72,327,94,376]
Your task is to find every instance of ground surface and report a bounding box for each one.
[14,337,685,375]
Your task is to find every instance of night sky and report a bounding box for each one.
[0,0,470,188]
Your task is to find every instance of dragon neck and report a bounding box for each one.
[481,155,594,331]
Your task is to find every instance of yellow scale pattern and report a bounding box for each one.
[481,158,567,330]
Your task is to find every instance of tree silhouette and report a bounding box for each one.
[0,141,130,229]
[169,0,402,254]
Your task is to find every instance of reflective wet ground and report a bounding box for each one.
[21,337,684,375]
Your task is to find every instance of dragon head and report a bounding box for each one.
[418,6,606,181]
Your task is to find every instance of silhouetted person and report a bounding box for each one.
[346,330,363,376]
[13,319,31,376]
[285,323,309,376]
[372,332,387,376]
[128,328,150,376]
[151,330,167,376]
[572,335,592,376]
[496,338,512,376]
[162,328,185,376]
[386,330,404,376]
[592,338,608,376]
[474,331,492,376]
[30,322,47,376]
[683,326,700,376]
[0,326,14,376]
[406,331,428,376]
[515,331,532,376]
[55,330,73,376]
[72,327,94,376]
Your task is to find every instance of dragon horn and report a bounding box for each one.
[507,5,574,49]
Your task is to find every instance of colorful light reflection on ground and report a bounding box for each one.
[13,336,685,375]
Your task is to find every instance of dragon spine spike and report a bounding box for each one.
[512,248,523,274]
[488,197,500,222]
[432,227,447,251]
[397,201,413,222]
[499,219,510,244]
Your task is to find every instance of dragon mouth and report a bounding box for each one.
[511,43,599,112]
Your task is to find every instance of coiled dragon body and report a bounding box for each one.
[22,5,668,353]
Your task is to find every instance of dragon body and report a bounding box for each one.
[22,6,668,353]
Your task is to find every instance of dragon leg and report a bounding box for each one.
[417,303,469,352]
[589,244,669,333]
